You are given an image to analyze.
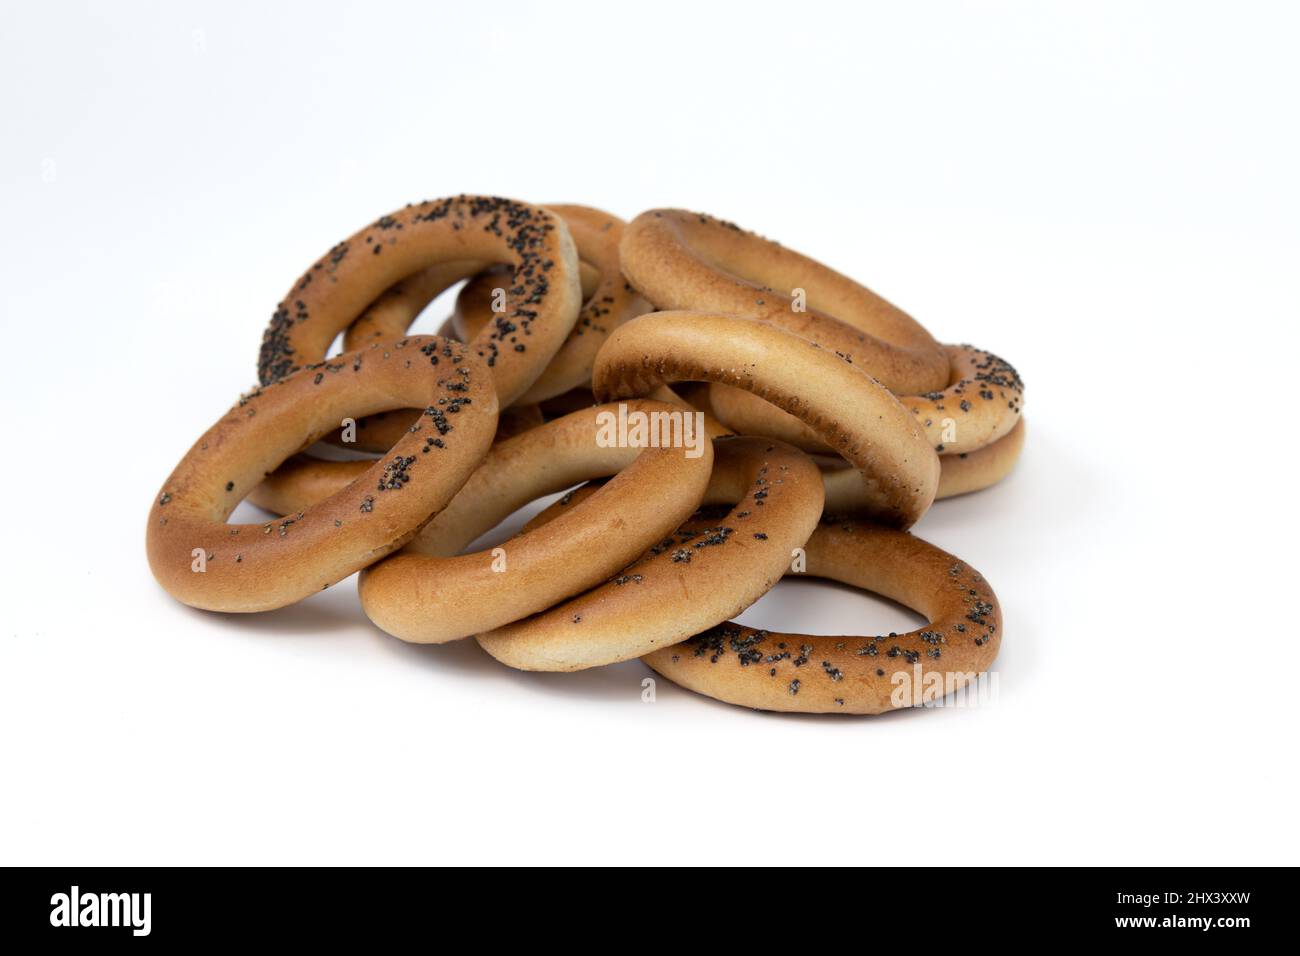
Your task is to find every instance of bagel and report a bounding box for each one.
[538,385,599,420]
[710,343,1024,455]
[146,336,499,612]
[642,519,1002,714]
[316,398,544,457]
[354,400,714,643]
[257,195,582,407]
[454,205,652,404]
[823,418,1027,506]
[620,209,949,394]
[591,310,939,528]
[316,290,480,453]
[476,435,825,671]
[248,404,549,518]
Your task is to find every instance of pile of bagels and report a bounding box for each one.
[147,196,1024,715]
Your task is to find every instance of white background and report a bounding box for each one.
[2,1,1297,865]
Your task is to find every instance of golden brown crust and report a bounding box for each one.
[934,417,1025,498]
[591,310,940,528]
[476,436,825,671]
[454,205,652,404]
[146,336,499,612]
[313,400,544,457]
[822,417,1026,507]
[355,400,714,643]
[710,344,1025,455]
[620,208,949,394]
[257,195,582,407]
[642,519,1002,714]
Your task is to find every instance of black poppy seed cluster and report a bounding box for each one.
[258,196,567,387]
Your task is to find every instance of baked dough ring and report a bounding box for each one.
[591,310,939,528]
[249,404,549,518]
[824,418,1026,506]
[620,209,949,394]
[476,435,824,671]
[355,400,715,643]
[710,343,1024,455]
[642,519,1002,714]
[306,282,480,454]
[147,336,499,612]
[454,204,652,405]
[257,195,582,407]
[316,398,543,457]
[315,205,634,451]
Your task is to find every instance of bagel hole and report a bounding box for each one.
[323,265,514,359]
[577,260,602,306]
[460,482,595,554]
[734,577,925,639]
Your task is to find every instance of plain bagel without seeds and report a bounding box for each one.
[146,335,499,612]
[355,400,714,644]
[619,208,950,395]
[642,518,1003,715]
[590,310,940,528]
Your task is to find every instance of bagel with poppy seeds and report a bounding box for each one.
[475,435,824,671]
[453,205,652,404]
[619,208,949,395]
[318,205,634,452]
[314,398,544,459]
[591,310,939,528]
[250,394,714,525]
[355,400,714,643]
[146,336,499,612]
[319,288,477,454]
[709,343,1025,455]
[257,195,582,408]
[642,519,1002,714]
[247,405,549,519]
